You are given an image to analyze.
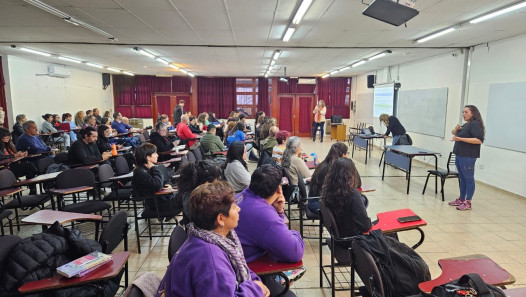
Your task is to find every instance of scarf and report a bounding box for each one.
[187,223,250,283]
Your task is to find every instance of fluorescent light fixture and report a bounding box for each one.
[58,56,81,63]
[282,27,296,42]
[270,60,276,66]
[20,47,51,57]
[106,67,121,73]
[187,72,195,77]
[321,74,330,78]
[264,73,269,78]
[416,27,456,43]
[329,70,339,75]
[351,60,366,67]
[86,62,103,69]
[133,47,155,59]
[155,57,170,65]
[292,0,313,25]
[179,69,188,74]
[368,50,392,61]
[23,0,69,18]
[470,1,526,24]
[273,50,282,60]
[169,64,180,70]
[63,17,79,26]
[340,66,350,71]
[123,71,134,76]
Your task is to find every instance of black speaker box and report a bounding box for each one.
[102,73,110,86]
[362,0,419,26]
[331,115,342,124]
[367,75,375,88]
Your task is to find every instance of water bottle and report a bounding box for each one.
[310,153,318,166]
[111,144,118,156]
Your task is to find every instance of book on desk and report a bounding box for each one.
[57,252,113,278]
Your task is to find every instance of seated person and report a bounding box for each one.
[83,115,98,129]
[67,127,111,165]
[61,113,78,142]
[111,112,141,147]
[150,122,179,161]
[281,136,311,185]
[176,115,199,150]
[41,113,70,148]
[52,114,61,128]
[223,141,250,193]
[156,182,269,297]
[188,116,203,134]
[200,124,225,154]
[132,143,181,220]
[322,158,371,250]
[235,165,304,297]
[226,122,258,162]
[0,127,38,194]
[158,114,174,131]
[97,125,120,154]
[15,120,52,157]
[177,160,222,221]
[11,114,27,144]
[272,130,289,164]
[262,126,279,155]
[308,142,349,212]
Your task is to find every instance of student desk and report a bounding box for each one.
[305,161,318,170]
[14,171,62,194]
[22,209,102,231]
[248,253,303,297]
[352,133,386,164]
[370,208,427,249]
[382,145,439,194]
[19,251,130,296]
[418,254,515,294]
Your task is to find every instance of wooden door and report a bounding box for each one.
[151,93,191,124]
[277,94,315,136]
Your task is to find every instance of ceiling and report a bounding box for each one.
[1,0,525,77]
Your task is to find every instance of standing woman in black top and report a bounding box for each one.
[379,113,406,145]
[449,105,485,211]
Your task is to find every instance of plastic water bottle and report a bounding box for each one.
[310,153,318,166]
[111,144,118,156]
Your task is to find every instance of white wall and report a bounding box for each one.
[353,34,526,197]
[5,55,113,127]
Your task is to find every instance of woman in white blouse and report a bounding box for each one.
[223,141,251,193]
[312,100,327,142]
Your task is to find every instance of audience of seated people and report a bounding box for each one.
[111,112,141,147]
[226,122,258,162]
[200,124,225,154]
[176,115,199,150]
[188,116,203,134]
[0,127,38,194]
[67,127,111,165]
[272,130,289,165]
[223,141,251,193]
[84,109,93,123]
[235,164,304,297]
[41,113,70,149]
[281,136,312,185]
[156,182,270,297]
[149,122,179,161]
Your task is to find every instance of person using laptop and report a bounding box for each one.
[379,113,406,145]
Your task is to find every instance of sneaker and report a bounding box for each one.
[456,201,472,211]
[448,198,464,206]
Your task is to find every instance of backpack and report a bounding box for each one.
[46,163,70,173]
[396,134,413,145]
[355,230,431,297]
[430,273,506,297]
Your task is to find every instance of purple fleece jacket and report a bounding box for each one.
[156,235,262,297]
[234,188,305,263]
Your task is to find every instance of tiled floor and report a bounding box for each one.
[12,136,526,296]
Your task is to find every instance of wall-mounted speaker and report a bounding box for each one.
[102,73,110,89]
[367,75,375,88]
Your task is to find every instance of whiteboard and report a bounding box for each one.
[485,82,526,153]
[397,88,448,138]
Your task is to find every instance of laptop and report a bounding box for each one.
[362,128,372,135]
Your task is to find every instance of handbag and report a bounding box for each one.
[430,273,506,297]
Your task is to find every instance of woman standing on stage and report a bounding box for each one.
[312,100,326,142]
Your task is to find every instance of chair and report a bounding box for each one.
[190,147,203,161]
[168,225,187,261]
[186,150,197,162]
[115,155,131,175]
[0,169,52,231]
[348,239,385,297]
[318,200,355,297]
[37,157,54,174]
[0,202,13,236]
[99,210,129,288]
[54,152,69,164]
[422,152,459,201]
[97,164,132,213]
[142,130,150,142]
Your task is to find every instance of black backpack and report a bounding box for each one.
[355,230,431,297]
[431,273,506,297]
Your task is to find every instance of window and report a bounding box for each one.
[235,78,258,118]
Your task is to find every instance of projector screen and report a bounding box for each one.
[373,84,395,117]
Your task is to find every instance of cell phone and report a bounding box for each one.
[397,215,421,223]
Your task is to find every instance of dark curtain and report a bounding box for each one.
[316,77,350,118]
[113,76,135,106]
[279,96,294,132]
[278,78,315,94]
[0,57,7,128]
[197,77,235,119]
[298,96,311,133]
[152,77,172,93]
[135,76,153,105]
[117,106,133,118]
[135,106,152,118]
[172,77,192,92]
[156,95,171,117]
[257,77,269,115]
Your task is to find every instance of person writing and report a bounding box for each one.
[448,105,485,211]
[156,182,269,297]
[379,113,406,145]
[312,100,326,142]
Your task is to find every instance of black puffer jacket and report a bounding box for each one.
[0,222,121,297]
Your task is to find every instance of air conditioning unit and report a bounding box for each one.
[47,65,71,78]
[298,78,316,84]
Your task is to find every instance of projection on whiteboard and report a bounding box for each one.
[373,84,395,117]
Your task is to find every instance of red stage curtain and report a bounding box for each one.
[151,77,172,93]
[278,78,315,94]
[279,96,293,132]
[257,77,269,115]
[0,57,7,128]
[172,77,192,92]
[197,77,235,119]
[134,106,152,118]
[135,76,153,105]
[156,95,171,117]
[113,76,135,105]
[116,106,133,118]
[316,77,350,118]
[298,96,312,133]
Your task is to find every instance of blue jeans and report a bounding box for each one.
[313,121,325,141]
[455,156,477,200]
[392,135,400,145]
